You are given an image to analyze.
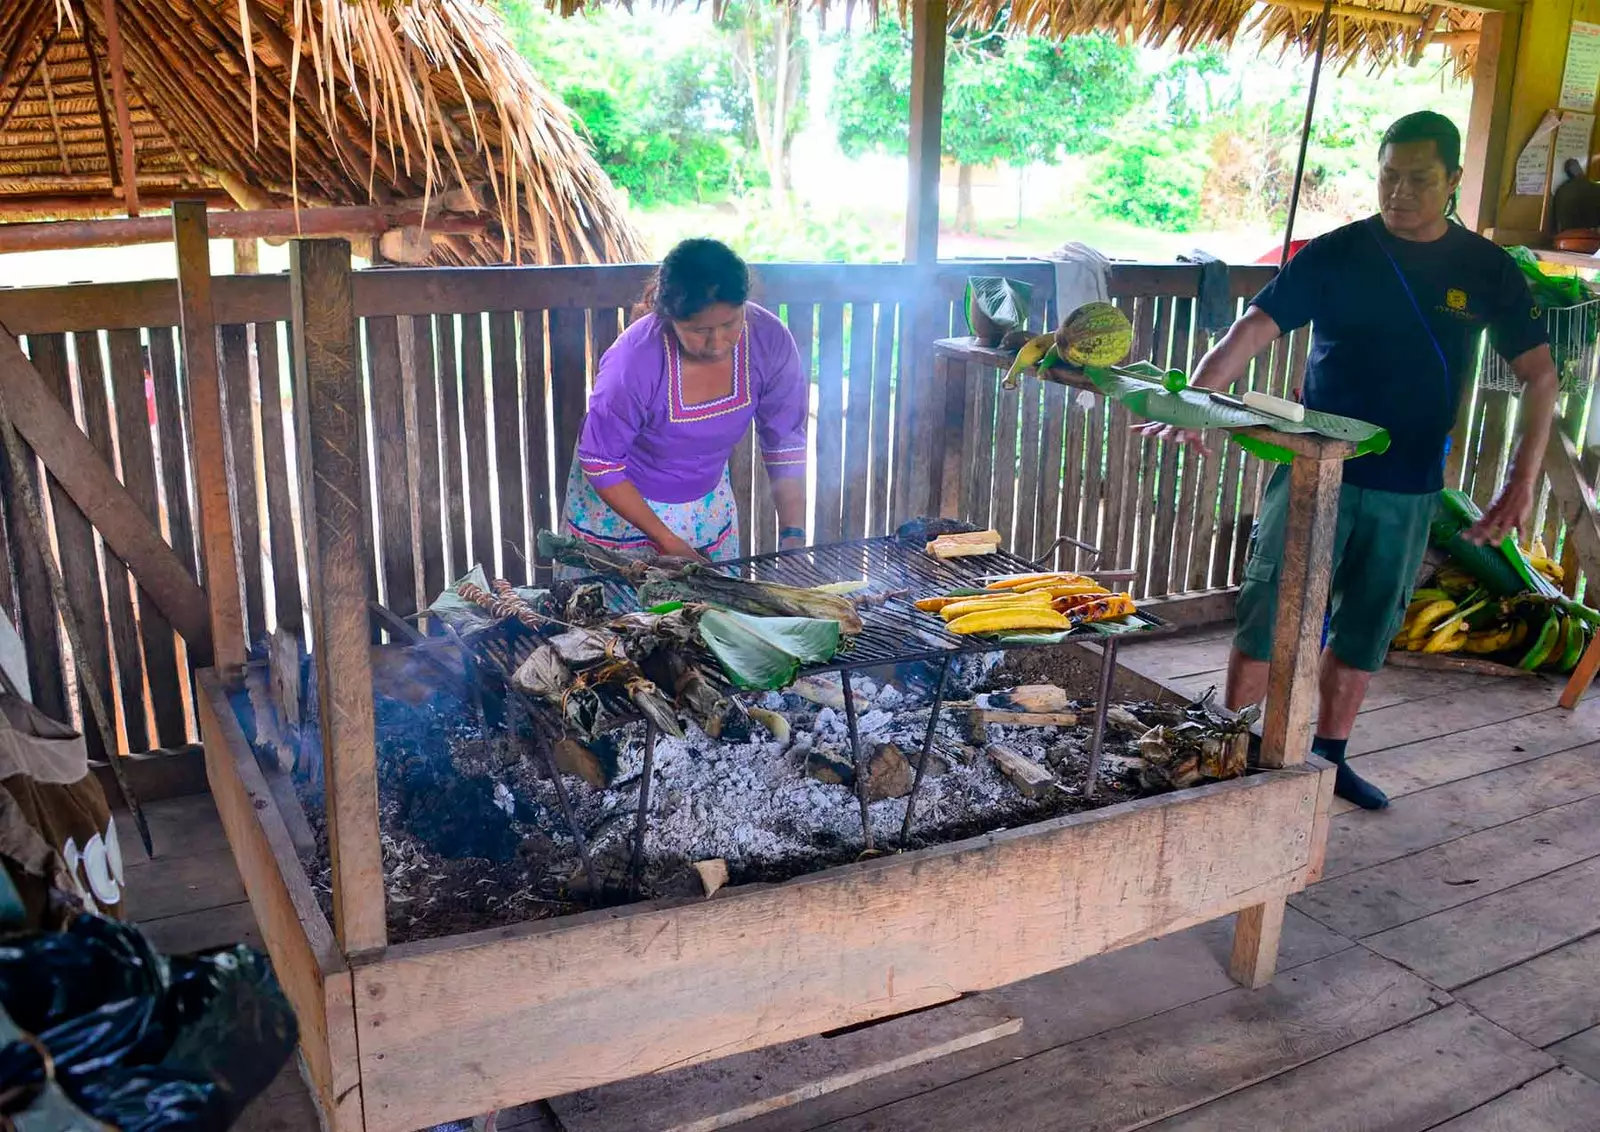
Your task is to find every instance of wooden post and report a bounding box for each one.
[1230,432,1349,989]
[903,0,946,266]
[289,238,386,956]
[1459,10,1522,233]
[173,201,246,669]
[233,238,259,275]
[98,0,139,216]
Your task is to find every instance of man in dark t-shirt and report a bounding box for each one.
[1145,112,1559,810]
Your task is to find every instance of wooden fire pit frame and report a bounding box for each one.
[185,233,1349,1132]
[197,661,1333,1132]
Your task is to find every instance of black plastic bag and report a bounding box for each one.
[0,917,297,1131]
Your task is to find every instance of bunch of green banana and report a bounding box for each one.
[1513,602,1591,674]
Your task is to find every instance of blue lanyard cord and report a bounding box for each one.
[1370,225,1452,387]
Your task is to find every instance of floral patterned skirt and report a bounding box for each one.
[558,456,741,578]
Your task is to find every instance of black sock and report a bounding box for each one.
[1312,736,1348,762]
[1314,735,1388,810]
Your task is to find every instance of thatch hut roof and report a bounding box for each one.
[0,0,645,264]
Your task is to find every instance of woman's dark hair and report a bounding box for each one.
[645,238,750,321]
[1380,111,1462,174]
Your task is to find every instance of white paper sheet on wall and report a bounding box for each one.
[1515,111,1561,194]
[1554,112,1596,189]
[1562,21,1600,112]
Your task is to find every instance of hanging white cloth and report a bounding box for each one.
[1041,241,1111,318]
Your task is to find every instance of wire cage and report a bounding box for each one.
[1481,298,1600,394]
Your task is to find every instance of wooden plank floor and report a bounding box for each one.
[122,625,1600,1132]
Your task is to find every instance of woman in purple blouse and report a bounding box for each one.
[561,239,810,562]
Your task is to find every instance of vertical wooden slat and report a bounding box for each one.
[1036,381,1066,566]
[488,311,526,579]
[1152,300,1190,601]
[145,328,196,580]
[77,331,147,751]
[0,419,65,721]
[365,317,417,617]
[869,304,897,535]
[218,323,265,641]
[459,315,495,574]
[436,315,467,580]
[730,426,754,554]
[548,309,588,525]
[933,354,967,520]
[288,237,385,955]
[590,308,623,374]
[785,304,816,535]
[1164,300,1199,593]
[518,311,549,558]
[814,304,845,543]
[990,378,1019,548]
[842,302,874,538]
[957,358,987,528]
[1014,375,1043,560]
[1057,392,1085,572]
[752,442,776,555]
[1183,324,1220,593]
[106,328,184,748]
[36,334,110,758]
[1469,389,1512,509]
[255,324,303,634]
[172,202,242,669]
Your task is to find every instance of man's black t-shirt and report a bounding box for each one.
[1251,217,1547,494]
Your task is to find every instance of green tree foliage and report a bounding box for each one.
[497,2,754,205]
[832,16,1141,227]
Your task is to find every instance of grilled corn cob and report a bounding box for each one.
[946,607,1073,635]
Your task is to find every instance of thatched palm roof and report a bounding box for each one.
[0,0,645,264]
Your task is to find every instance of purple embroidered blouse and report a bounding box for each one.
[576,303,809,504]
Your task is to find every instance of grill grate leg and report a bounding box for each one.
[841,673,874,852]
[629,721,659,895]
[900,656,953,847]
[1085,638,1119,799]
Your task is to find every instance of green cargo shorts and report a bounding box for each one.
[1234,467,1435,673]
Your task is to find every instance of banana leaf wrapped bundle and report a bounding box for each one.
[641,567,863,635]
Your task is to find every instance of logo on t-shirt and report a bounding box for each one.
[1446,289,1468,311]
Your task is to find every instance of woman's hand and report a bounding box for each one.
[653,532,706,561]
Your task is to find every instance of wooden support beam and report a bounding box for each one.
[289,238,386,956]
[0,329,212,656]
[96,0,138,215]
[0,206,488,254]
[0,21,63,137]
[1545,429,1600,709]
[1459,10,1522,232]
[903,0,946,266]
[1230,438,1346,989]
[39,60,71,174]
[75,0,121,194]
[0,191,233,218]
[173,201,246,670]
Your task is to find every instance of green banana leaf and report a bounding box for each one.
[1085,366,1389,464]
[697,610,842,690]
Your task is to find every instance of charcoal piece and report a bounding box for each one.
[893,517,981,547]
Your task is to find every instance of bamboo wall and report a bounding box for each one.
[0,258,1587,755]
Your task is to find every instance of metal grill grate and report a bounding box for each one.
[601,535,1172,674]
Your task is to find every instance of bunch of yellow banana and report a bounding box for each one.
[1522,539,1565,585]
[1392,589,1486,654]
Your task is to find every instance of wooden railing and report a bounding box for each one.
[1,254,1587,757]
